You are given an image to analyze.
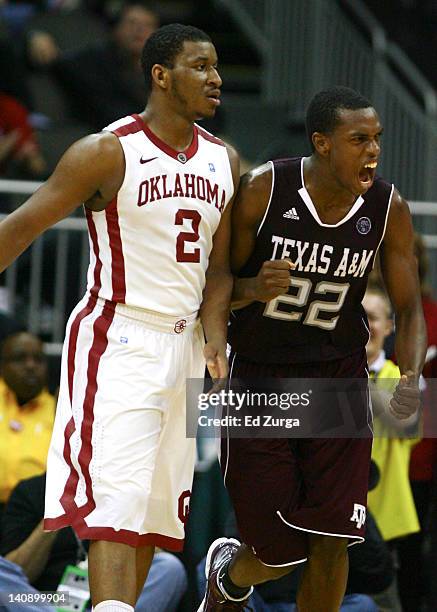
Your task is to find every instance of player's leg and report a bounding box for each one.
[135,545,155,601]
[296,534,349,612]
[45,304,172,610]
[198,435,307,610]
[88,541,137,606]
[228,542,296,586]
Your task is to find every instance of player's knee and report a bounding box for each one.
[308,534,348,561]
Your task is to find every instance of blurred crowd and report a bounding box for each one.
[1,2,437,611]
[0,1,161,185]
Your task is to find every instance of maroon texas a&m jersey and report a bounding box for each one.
[228,157,394,363]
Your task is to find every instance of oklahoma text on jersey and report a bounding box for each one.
[137,173,227,212]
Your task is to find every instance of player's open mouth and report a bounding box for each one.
[206,91,221,106]
[358,161,377,187]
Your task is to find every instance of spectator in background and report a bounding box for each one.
[0,473,188,612]
[363,286,421,611]
[0,26,33,110]
[0,332,54,514]
[0,92,47,179]
[397,233,437,611]
[53,1,159,130]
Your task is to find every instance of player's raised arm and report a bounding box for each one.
[0,132,124,272]
[231,163,294,310]
[380,189,427,418]
[200,143,239,381]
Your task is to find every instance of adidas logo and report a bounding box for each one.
[283,207,299,220]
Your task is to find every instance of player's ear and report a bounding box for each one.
[312,132,330,157]
[151,63,170,91]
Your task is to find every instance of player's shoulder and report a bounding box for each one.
[240,161,273,193]
[66,130,123,167]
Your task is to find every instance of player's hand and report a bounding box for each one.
[390,371,421,419]
[252,258,296,302]
[204,342,228,393]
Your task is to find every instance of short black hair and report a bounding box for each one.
[141,23,212,92]
[305,86,373,150]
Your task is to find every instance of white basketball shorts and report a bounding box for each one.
[44,295,205,550]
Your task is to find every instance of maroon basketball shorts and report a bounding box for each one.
[220,349,372,566]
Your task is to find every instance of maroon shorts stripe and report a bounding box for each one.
[61,294,98,513]
[76,300,115,516]
[67,295,97,404]
[105,197,126,302]
[59,417,78,513]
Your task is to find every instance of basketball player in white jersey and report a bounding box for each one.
[0,24,240,612]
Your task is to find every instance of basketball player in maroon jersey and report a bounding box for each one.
[0,25,240,612]
[199,87,426,610]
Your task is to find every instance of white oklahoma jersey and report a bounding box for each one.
[85,113,234,316]
[44,116,233,549]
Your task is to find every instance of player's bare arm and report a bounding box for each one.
[231,163,294,310]
[380,189,427,418]
[0,132,125,273]
[200,143,239,380]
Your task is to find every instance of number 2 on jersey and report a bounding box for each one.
[175,209,201,263]
[264,277,350,330]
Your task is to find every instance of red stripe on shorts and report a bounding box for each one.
[76,300,115,516]
[67,296,97,405]
[61,295,98,513]
[44,514,185,550]
[105,197,126,302]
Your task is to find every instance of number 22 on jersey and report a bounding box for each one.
[264,277,350,330]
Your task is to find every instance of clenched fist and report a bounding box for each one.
[251,258,296,302]
[390,371,421,419]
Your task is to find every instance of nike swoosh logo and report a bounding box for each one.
[140,156,158,164]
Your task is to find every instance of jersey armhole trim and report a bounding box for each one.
[256,160,275,237]
[372,183,394,267]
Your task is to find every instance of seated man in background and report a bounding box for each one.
[53,2,159,130]
[364,286,421,611]
[0,473,188,612]
[0,331,54,514]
